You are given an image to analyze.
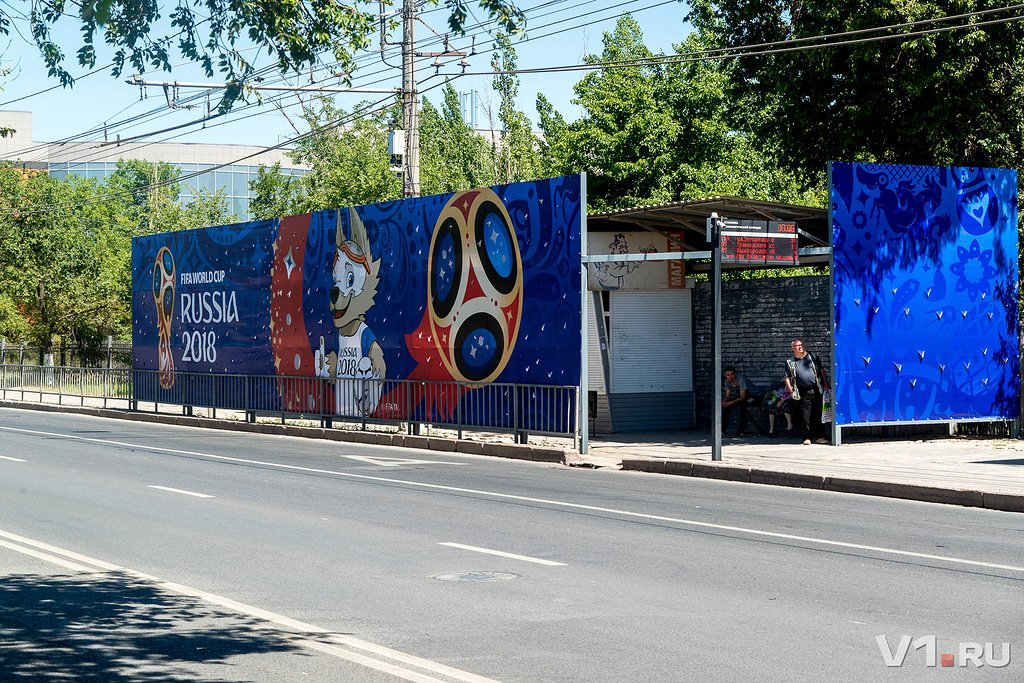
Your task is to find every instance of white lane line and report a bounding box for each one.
[0,455,26,462]
[3,424,1023,575]
[0,538,98,573]
[148,485,214,498]
[440,542,566,566]
[0,527,501,683]
[295,638,459,683]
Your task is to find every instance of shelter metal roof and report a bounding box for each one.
[588,196,830,258]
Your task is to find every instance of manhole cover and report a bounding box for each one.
[432,571,520,582]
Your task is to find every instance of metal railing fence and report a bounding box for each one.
[0,364,132,408]
[0,338,132,369]
[0,364,578,441]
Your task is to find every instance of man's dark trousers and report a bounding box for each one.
[796,386,823,440]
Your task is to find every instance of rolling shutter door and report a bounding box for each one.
[609,290,692,393]
[587,294,607,393]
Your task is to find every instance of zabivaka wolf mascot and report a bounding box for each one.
[314,208,386,416]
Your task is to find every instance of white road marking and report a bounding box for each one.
[0,538,97,572]
[0,455,26,462]
[0,527,501,683]
[439,542,566,566]
[2,424,1023,575]
[148,485,214,498]
[344,455,464,467]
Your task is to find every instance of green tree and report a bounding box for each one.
[561,16,680,209]
[249,163,304,220]
[660,31,818,205]
[535,93,569,179]
[0,168,128,352]
[296,99,402,210]
[0,160,234,350]
[490,33,542,183]
[105,159,182,232]
[176,189,235,230]
[419,82,494,195]
[251,99,401,214]
[105,159,235,235]
[13,1,525,110]
[553,16,816,210]
[689,0,1024,180]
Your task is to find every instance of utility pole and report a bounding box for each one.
[149,163,157,232]
[130,0,469,199]
[401,0,420,197]
[396,0,467,197]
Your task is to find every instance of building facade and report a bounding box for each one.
[0,111,308,220]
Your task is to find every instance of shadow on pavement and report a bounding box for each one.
[0,571,305,681]
[971,458,1024,466]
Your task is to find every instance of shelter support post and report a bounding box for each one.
[579,173,589,454]
[710,213,722,462]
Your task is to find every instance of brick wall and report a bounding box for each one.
[693,275,832,426]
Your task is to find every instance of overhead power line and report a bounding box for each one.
[0,0,636,159]
[471,3,1024,75]
[0,77,452,218]
[6,2,1023,214]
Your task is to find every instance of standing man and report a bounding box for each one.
[784,339,829,445]
[721,366,750,436]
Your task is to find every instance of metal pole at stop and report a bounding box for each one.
[709,213,723,462]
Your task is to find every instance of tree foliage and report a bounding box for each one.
[249,162,306,220]
[689,0,1024,180]
[251,54,547,214]
[536,93,569,179]
[12,0,525,110]
[490,33,543,184]
[0,169,129,350]
[555,16,679,208]
[542,16,815,210]
[0,161,233,350]
[250,99,402,217]
[419,83,494,196]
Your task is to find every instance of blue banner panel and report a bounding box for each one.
[831,162,1019,424]
[132,176,583,428]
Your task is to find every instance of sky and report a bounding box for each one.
[0,0,692,155]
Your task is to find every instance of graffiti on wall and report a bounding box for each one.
[831,162,1019,424]
[586,231,686,290]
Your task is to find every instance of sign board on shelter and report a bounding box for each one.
[719,218,799,266]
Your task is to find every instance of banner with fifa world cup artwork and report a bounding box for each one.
[831,162,1019,425]
[132,175,583,429]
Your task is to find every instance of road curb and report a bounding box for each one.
[621,457,1024,513]
[0,400,572,465]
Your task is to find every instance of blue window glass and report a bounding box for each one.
[232,196,247,219]
[197,165,215,192]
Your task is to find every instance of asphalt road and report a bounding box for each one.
[0,406,1021,681]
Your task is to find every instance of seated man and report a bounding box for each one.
[721,366,751,435]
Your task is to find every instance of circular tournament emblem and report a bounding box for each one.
[427,188,522,383]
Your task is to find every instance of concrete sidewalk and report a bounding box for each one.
[585,431,1024,513]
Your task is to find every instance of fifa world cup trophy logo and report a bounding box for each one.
[152,246,176,389]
